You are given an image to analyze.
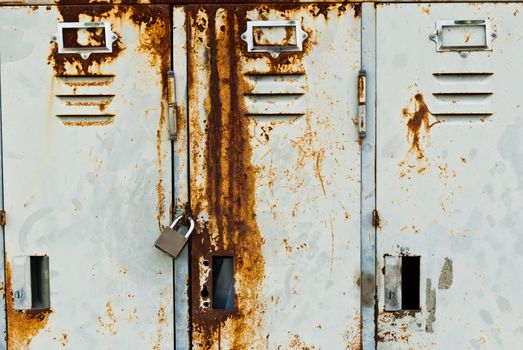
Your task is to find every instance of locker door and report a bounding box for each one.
[0,5,174,349]
[376,3,523,348]
[187,4,362,349]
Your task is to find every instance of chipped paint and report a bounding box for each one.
[425,278,436,333]
[97,301,118,335]
[438,258,453,290]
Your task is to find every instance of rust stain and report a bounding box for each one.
[189,6,266,349]
[344,311,362,350]
[288,332,316,349]
[376,312,412,343]
[6,261,52,349]
[57,331,69,347]
[62,118,114,127]
[282,238,293,253]
[64,80,112,87]
[97,301,117,335]
[403,93,438,160]
[153,303,167,350]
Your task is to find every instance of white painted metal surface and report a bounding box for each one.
[0,5,173,349]
[188,4,362,348]
[377,3,523,348]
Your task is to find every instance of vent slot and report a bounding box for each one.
[243,72,306,117]
[432,72,493,118]
[54,75,115,126]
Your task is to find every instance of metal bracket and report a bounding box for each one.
[429,20,496,58]
[53,22,118,60]
[0,210,5,226]
[241,20,308,58]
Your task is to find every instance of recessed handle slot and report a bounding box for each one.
[53,22,118,60]
[12,256,50,311]
[212,256,234,310]
[241,20,308,58]
[384,255,420,311]
[430,20,495,52]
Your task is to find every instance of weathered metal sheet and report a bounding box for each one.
[0,5,173,348]
[172,6,192,350]
[376,3,523,348]
[360,3,377,350]
[0,57,6,350]
[188,4,362,349]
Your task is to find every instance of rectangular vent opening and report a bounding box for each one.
[63,27,106,49]
[54,75,115,125]
[243,72,306,117]
[432,72,493,117]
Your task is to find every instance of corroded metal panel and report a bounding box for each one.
[377,3,523,348]
[188,4,362,349]
[0,5,173,348]
[172,6,191,350]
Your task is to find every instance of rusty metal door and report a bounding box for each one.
[0,5,174,348]
[187,4,362,349]
[376,3,523,348]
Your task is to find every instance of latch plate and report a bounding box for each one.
[241,20,308,58]
[430,19,496,55]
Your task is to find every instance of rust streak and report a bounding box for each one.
[403,93,433,160]
[189,6,266,349]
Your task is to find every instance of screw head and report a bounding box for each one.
[429,33,437,40]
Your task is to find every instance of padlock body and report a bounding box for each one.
[154,227,188,258]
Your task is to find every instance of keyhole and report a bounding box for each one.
[201,285,209,299]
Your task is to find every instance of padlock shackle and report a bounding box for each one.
[184,217,195,239]
[170,215,195,239]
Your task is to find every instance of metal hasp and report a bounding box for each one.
[167,70,177,141]
[358,70,367,139]
[241,20,308,58]
[430,19,496,57]
[53,22,118,60]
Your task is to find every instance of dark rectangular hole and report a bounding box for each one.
[30,256,50,309]
[401,256,420,310]
[212,256,234,310]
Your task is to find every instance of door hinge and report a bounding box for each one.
[372,209,380,228]
[358,69,367,139]
[0,210,6,226]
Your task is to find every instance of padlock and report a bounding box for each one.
[154,215,195,258]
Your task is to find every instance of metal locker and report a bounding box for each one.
[186,4,362,349]
[0,5,175,349]
[375,3,523,349]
